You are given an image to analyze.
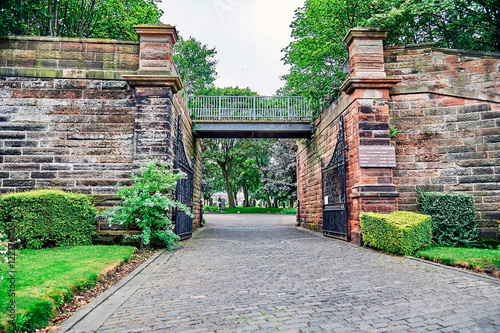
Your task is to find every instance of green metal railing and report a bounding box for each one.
[188,95,312,121]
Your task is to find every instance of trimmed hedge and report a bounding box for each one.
[417,191,478,247]
[0,190,97,249]
[360,211,432,255]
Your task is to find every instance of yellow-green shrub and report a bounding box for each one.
[0,190,97,249]
[360,211,432,255]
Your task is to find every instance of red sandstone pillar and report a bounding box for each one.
[341,28,400,244]
[123,24,183,166]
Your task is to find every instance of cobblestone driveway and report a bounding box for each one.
[98,215,500,333]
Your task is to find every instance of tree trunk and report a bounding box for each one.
[222,171,236,208]
[290,198,295,208]
[217,159,236,209]
[264,192,272,208]
[243,187,250,207]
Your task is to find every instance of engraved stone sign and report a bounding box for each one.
[359,146,396,168]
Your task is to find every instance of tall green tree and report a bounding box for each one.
[173,36,218,96]
[0,0,163,39]
[281,0,500,109]
[235,159,261,207]
[203,139,241,209]
[201,160,225,206]
[279,0,371,110]
[366,0,500,52]
[238,139,275,208]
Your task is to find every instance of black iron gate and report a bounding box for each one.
[174,116,194,240]
[321,116,348,240]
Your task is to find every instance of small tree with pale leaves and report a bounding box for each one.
[104,160,192,249]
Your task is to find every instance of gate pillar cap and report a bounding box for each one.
[134,24,178,43]
[343,28,389,46]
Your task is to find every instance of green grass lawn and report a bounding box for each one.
[0,245,135,333]
[204,206,296,215]
[416,247,500,274]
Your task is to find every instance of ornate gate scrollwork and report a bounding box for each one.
[174,115,194,240]
[321,116,348,240]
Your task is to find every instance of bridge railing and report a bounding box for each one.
[188,96,312,121]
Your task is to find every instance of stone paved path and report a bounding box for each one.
[97,214,500,333]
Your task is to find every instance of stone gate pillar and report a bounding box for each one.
[340,28,400,244]
[123,24,183,166]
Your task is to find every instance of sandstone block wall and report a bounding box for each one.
[0,32,203,228]
[0,36,139,78]
[0,76,135,200]
[386,46,500,226]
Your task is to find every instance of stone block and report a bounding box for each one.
[102,81,128,90]
[0,148,21,155]
[458,103,491,114]
[86,43,116,53]
[459,175,500,184]
[31,172,57,179]
[4,140,38,148]
[3,179,36,187]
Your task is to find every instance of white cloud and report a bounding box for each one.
[159,0,305,95]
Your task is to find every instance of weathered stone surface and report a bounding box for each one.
[387,45,500,226]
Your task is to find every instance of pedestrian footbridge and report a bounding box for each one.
[188,96,314,138]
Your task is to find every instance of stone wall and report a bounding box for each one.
[386,46,500,226]
[297,29,499,243]
[0,36,139,78]
[0,27,203,230]
[0,75,135,199]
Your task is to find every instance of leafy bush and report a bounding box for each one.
[417,191,478,247]
[360,211,432,256]
[104,160,191,249]
[0,190,97,249]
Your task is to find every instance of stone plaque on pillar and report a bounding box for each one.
[358,146,396,168]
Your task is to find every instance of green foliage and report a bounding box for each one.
[360,211,433,255]
[390,126,398,138]
[365,0,500,53]
[0,0,163,39]
[236,159,262,207]
[91,0,163,40]
[202,86,258,96]
[104,160,190,249]
[416,191,479,247]
[279,207,297,215]
[280,0,369,109]
[281,0,500,112]
[173,36,218,96]
[0,245,135,332]
[0,190,97,250]
[416,247,500,271]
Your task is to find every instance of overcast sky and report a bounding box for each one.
[159,0,305,96]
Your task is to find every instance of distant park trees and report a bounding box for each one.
[202,136,298,209]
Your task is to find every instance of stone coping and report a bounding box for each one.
[0,35,139,45]
[0,67,134,80]
[391,84,500,103]
[385,43,500,58]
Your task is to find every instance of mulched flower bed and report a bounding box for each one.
[34,249,157,333]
